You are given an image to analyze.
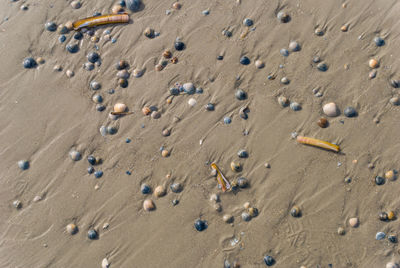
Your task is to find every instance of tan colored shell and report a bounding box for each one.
[114,103,127,113]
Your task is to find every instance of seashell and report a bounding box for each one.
[92,94,103,103]
[142,106,151,115]
[23,57,37,69]
[18,160,29,170]
[237,177,248,188]
[210,193,220,202]
[255,60,264,69]
[248,207,258,217]
[290,102,301,111]
[90,81,101,90]
[323,102,339,117]
[194,219,207,231]
[280,77,290,84]
[143,27,154,38]
[239,56,250,65]
[172,2,182,9]
[133,68,143,77]
[154,185,166,197]
[385,170,396,181]
[66,223,78,235]
[188,98,197,107]
[223,214,233,223]
[317,117,328,128]
[143,199,155,211]
[223,117,231,124]
[237,149,248,158]
[69,150,81,161]
[369,58,379,68]
[241,212,251,221]
[116,60,128,70]
[151,111,161,119]
[171,57,178,64]
[376,232,386,240]
[112,4,124,14]
[170,182,182,193]
[317,62,328,71]
[102,258,110,268]
[67,43,79,53]
[374,36,385,46]
[344,106,357,117]
[235,89,247,100]
[155,64,163,71]
[65,21,74,30]
[341,25,348,32]
[87,229,98,240]
[45,21,57,32]
[337,227,345,235]
[314,27,324,36]
[388,235,397,243]
[162,129,170,136]
[288,41,301,52]
[390,79,400,88]
[71,1,81,9]
[379,212,388,221]
[141,184,151,194]
[161,149,169,157]
[205,103,215,111]
[66,70,74,78]
[230,161,242,172]
[118,78,128,88]
[278,96,289,107]
[280,48,289,57]
[163,50,172,58]
[114,103,127,113]
[243,18,253,27]
[290,205,301,217]
[94,170,103,178]
[13,200,22,209]
[214,203,222,212]
[84,62,94,71]
[87,52,100,63]
[369,70,377,79]
[277,11,290,23]
[375,176,385,185]
[174,41,185,51]
[349,217,359,227]
[239,106,248,119]
[117,69,130,79]
[126,0,141,11]
[107,126,118,135]
[388,211,396,220]
[183,82,195,94]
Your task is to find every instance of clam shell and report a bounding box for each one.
[114,103,127,113]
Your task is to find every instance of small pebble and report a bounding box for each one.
[87,229,98,240]
[344,177,352,183]
[223,214,234,223]
[239,56,250,65]
[151,111,161,119]
[202,9,209,15]
[33,195,42,202]
[90,81,101,90]
[69,150,81,161]
[280,77,290,85]
[288,41,301,52]
[71,0,81,9]
[154,185,166,197]
[317,63,328,72]
[263,255,275,266]
[343,106,357,117]
[349,217,359,228]
[375,176,385,185]
[243,202,250,209]
[323,102,339,117]
[59,35,66,43]
[241,212,251,222]
[87,155,96,165]
[143,199,155,211]
[249,207,258,217]
[20,5,28,10]
[66,70,74,78]
[376,231,386,240]
[116,60,128,70]
[18,160,29,170]
[66,223,78,235]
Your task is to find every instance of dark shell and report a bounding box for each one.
[290,206,301,217]
[116,60,129,70]
[241,212,251,221]
[174,41,185,51]
[277,11,290,23]
[390,79,400,88]
[375,176,385,185]
[118,79,128,88]
[239,107,248,119]
[66,43,79,53]
[107,126,118,135]
[388,235,398,243]
[45,21,57,31]
[87,52,100,63]
[237,177,248,188]
[237,149,248,158]
[205,103,215,111]
[317,62,328,72]
[235,89,247,100]
[243,18,253,27]
[126,0,141,11]
[94,170,103,178]
[344,106,357,118]
[280,49,289,57]
[313,56,321,63]
[141,184,151,194]
[374,36,385,47]
[87,155,96,165]
[73,32,83,40]
[96,104,105,111]
[87,229,98,240]
[217,55,224,60]
[379,212,388,221]
[239,56,250,65]
[317,118,328,128]
[170,87,180,95]
[23,57,37,69]
[194,219,207,231]
[59,35,66,43]
[170,182,183,193]
[264,256,275,266]
[87,166,95,174]
[18,160,29,170]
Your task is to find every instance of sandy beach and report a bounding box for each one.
[1,0,400,267]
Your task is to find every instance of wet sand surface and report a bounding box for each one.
[1,0,400,267]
